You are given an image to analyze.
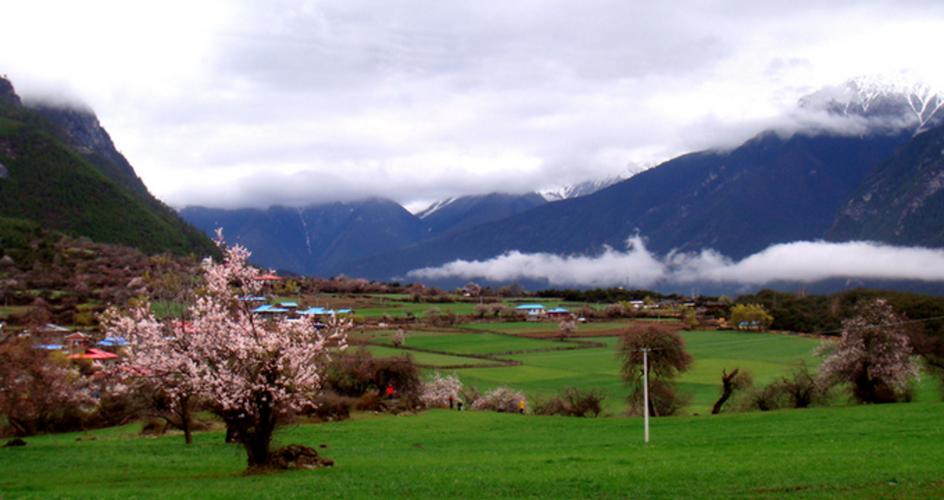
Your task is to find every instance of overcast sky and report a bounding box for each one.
[3,0,944,210]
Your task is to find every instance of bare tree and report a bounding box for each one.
[711,368,753,414]
[617,327,692,416]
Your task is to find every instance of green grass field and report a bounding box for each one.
[361,345,498,367]
[3,403,943,498]
[458,320,633,334]
[367,328,826,414]
[372,332,569,355]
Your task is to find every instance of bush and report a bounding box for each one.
[355,390,383,412]
[323,349,422,410]
[627,380,690,416]
[739,383,789,412]
[305,392,355,422]
[472,387,526,413]
[533,387,605,417]
[603,303,625,318]
[0,339,94,436]
[776,364,826,408]
[459,385,481,408]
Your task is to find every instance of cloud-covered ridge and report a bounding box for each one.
[408,237,944,287]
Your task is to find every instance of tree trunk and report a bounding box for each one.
[712,369,739,415]
[178,395,193,445]
[243,396,277,469]
[224,421,239,444]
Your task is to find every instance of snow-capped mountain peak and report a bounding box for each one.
[540,166,649,202]
[799,75,944,133]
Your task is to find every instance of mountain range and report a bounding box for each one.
[5,73,944,292]
[178,77,944,287]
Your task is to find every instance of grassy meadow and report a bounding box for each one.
[364,325,829,414]
[5,313,943,498]
[2,403,943,498]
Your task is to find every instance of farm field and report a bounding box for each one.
[458,320,633,335]
[371,332,572,355]
[275,293,604,319]
[367,326,832,414]
[2,402,943,498]
[361,345,498,368]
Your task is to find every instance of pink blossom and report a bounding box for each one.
[105,232,349,465]
[818,299,918,403]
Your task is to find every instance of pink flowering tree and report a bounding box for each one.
[106,231,348,468]
[558,317,576,341]
[817,299,918,404]
[420,373,462,408]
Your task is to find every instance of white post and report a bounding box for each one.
[642,347,650,444]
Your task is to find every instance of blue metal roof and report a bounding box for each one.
[548,307,569,313]
[98,336,129,347]
[279,301,299,308]
[35,343,65,350]
[516,304,546,310]
[252,305,289,313]
[240,295,266,302]
[299,307,329,315]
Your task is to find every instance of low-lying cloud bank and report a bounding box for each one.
[407,237,944,287]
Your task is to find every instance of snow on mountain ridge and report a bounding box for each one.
[541,176,622,202]
[799,75,944,133]
[416,197,455,219]
[540,165,650,202]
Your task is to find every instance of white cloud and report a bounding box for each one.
[408,237,944,287]
[2,1,944,208]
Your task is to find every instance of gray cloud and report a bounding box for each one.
[409,237,944,287]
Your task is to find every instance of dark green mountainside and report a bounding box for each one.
[0,77,216,256]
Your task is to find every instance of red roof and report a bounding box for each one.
[255,274,283,281]
[68,348,118,360]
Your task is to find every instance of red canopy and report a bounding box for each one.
[68,348,118,360]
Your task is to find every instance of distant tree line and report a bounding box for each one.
[736,288,944,337]
[536,287,679,303]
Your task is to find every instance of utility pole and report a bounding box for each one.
[642,347,650,444]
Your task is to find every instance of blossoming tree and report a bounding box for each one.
[817,299,918,404]
[420,373,462,408]
[105,232,348,468]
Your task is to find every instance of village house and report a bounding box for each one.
[515,304,546,319]
[547,307,571,319]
